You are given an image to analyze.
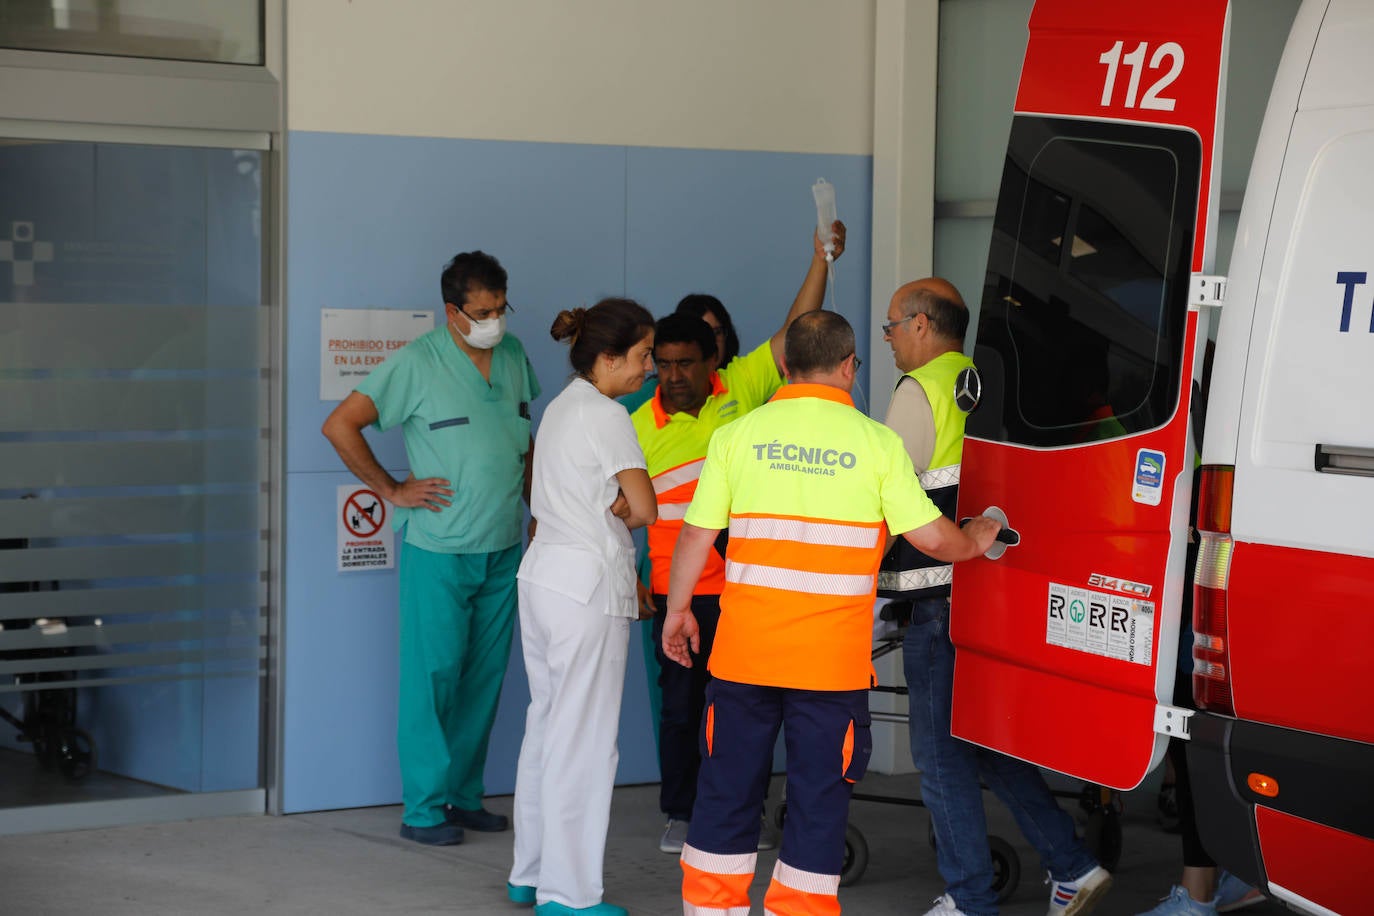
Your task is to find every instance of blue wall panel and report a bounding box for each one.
[286,132,629,475]
[284,130,872,813]
[625,146,873,386]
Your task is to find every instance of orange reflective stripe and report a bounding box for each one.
[841,721,855,784]
[682,844,756,914]
[705,702,715,757]
[653,458,705,495]
[763,860,841,916]
[724,513,884,598]
[709,510,888,687]
[647,517,726,595]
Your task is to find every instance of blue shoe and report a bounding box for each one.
[1215,872,1265,912]
[399,822,463,846]
[507,882,536,906]
[1135,885,1217,916]
[533,903,627,916]
[445,804,510,832]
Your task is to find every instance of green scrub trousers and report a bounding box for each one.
[398,539,520,827]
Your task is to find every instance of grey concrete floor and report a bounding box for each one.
[0,774,1288,915]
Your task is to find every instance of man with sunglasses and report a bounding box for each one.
[879,278,1110,916]
[322,250,540,848]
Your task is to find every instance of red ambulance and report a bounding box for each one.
[951,2,1374,913]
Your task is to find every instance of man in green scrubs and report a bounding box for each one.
[322,251,540,846]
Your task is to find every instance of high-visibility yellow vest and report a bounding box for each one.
[631,341,781,595]
[685,383,941,691]
[878,350,976,599]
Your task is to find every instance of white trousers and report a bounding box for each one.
[509,576,630,908]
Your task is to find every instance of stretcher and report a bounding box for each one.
[0,538,96,783]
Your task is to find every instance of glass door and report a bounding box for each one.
[0,136,270,823]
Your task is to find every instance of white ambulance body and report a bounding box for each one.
[1187,2,1374,912]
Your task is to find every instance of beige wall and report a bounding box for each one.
[287,0,875,154]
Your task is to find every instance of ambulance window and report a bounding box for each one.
[970,116,1201,448]
[995,163,1071,267]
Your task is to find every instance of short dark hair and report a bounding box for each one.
[900,287,969,344]
[784,311,854,376]
[550,298,655,378]
[675,294,739,364]
[653,313,716,363]
[440,251,508,308]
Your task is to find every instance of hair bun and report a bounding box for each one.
[549,306,589,343]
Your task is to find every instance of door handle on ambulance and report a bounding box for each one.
[960,506,1019,560]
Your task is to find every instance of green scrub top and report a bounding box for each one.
[356,326,541,554]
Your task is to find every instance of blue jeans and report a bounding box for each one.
[903,597,1096,915]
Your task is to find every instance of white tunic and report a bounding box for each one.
[518,377,646,617]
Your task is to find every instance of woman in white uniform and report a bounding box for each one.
[507,298,657,916]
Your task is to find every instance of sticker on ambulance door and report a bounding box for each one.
[1045,582,1155,666]
[1133,448,1166,506]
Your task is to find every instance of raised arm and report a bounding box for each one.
[768,220,847,372]
[321,391,452,511]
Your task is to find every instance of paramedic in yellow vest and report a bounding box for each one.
[663,311,1001,916]
[880,279,1110,916]
[631,220,846,855]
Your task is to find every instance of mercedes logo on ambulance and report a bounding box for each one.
[954,367,982,413]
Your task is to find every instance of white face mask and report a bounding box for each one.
[453,313,506,350]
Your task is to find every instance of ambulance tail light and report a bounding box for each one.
[1193,465,1235,717]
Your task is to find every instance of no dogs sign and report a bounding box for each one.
[337,485,395,571]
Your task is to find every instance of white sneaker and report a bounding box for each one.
[1047,865,1112,915]
[659,818,689,854]
[922,895,969,916]
[756,813,778,851]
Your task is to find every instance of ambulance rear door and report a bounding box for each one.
[949,0,1229,789]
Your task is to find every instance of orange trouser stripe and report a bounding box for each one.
[682,859,754,913]
[841,721,855,783]
[763,859,841,916]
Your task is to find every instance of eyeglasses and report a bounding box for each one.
[462,302,515,322]
[881,314,917,336]
[850,353,863,372]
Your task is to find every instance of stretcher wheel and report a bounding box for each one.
[928,821,1021,903]
[56,727,95,783]
[1083,806,1122,873]
[772,804,870,888]
[988,835,1020,904]
[32,729,59,771]
[838,823,869,887]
